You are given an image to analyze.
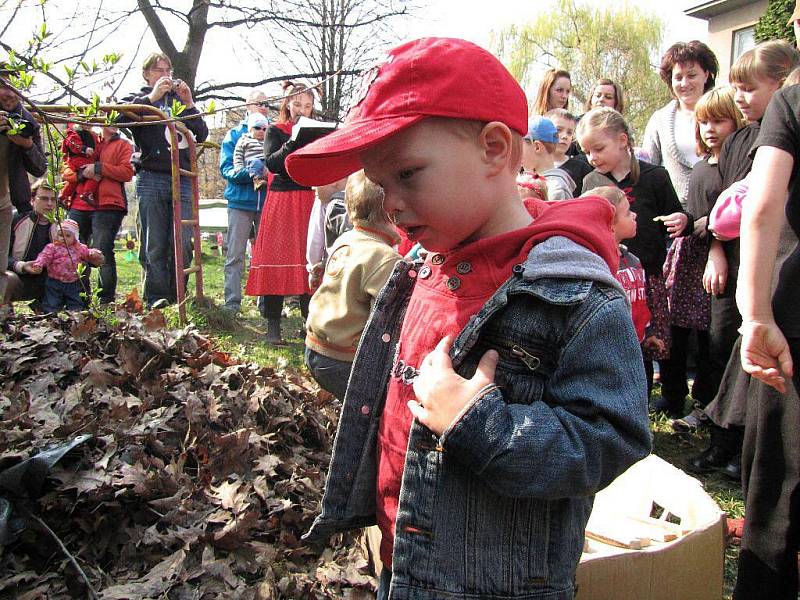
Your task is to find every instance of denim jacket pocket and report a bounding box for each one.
[461,474,551,591]
[468,335,555,405]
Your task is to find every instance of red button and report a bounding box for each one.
[361,405,370,415]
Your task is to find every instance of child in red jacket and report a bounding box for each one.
[60,124,100,206]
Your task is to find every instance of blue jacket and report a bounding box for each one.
[219,120,266,212]
[305,236,652,600]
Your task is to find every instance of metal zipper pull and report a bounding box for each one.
[511,344,540,371]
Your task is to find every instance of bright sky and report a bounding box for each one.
[404,0,708,51]
[2,0,710,105]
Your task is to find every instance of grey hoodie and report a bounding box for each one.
[540,167,576,201]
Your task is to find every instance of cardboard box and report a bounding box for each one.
[576,455,726,600]
[364,455,725,599]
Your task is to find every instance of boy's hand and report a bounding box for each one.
[409,336,498,437]
[653,212,688,238]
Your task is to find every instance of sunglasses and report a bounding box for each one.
[252,125,266,130]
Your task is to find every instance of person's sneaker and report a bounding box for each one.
[687,444,734,474]
[671,409,709,433]
[151,298,170,310]
[721,453,742,481]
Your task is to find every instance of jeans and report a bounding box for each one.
[376,568,391,600]
[223,207,260,311]
[69,209,125,303]
[304,347,352,400]
[42,277,83,312]
[136,170,192,306]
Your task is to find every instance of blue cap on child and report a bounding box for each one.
[524,116,559,144]
[247,113,269,130]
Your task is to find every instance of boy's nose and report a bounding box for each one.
[382,192,402,219]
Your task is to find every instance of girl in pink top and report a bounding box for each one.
[20,219,102,312]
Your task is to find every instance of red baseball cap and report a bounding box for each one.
[285,37,528,186]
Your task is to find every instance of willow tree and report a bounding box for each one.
[493,0,670,139]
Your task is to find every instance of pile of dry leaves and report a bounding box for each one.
[0,307,377,599]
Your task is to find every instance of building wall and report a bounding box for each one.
[706,0,768,83]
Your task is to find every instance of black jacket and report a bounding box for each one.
[584,160,692,275]
[4,102,46,213]
[8,209,51,271]
[263,125,311,192]
[120,86,209,173]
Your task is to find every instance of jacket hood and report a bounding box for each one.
[523,196,619,274]
[523,236,624,296]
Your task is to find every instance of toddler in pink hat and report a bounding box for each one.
[20,218,103,312]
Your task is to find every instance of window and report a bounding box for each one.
[732,26,756,62]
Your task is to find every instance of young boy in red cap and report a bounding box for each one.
[286,37,651,600]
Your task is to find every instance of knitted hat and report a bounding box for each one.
[285,37,528,186]
[51,219,80,241]
[247,112,269,130]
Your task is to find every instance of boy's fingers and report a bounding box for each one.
[407,400,428,422]
[474,349,499,384]
[429,335,454,368]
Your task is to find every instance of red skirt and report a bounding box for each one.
[246,188,314,296]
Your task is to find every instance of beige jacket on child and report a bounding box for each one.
[305,224,402,362]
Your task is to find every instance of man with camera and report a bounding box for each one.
[0,66,46,307]
[122,52,208,309]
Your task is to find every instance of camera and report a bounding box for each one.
[0,110,33,138]
[171,79,183,91]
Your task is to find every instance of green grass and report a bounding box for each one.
[649,391,743,598]
[112,242,744,596]
[114,239,306,368]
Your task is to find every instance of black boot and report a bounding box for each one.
[651,395,685,419]
[266,318,285,345]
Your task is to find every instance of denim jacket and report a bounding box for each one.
[305,236,652,600]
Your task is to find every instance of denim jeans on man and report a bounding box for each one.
[304,347,352,400]
[223,207,260,311]
[42,277,83,312]
[69,208,124,304]
[136,170,192,306]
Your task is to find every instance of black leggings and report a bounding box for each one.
[658,326,713,406]
[261,294,310,319]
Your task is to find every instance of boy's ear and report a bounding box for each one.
[479,122,516,175]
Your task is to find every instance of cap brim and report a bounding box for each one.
[285,114,426,186]
[788,9,800,25]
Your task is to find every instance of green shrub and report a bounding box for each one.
[755,0,795,44]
